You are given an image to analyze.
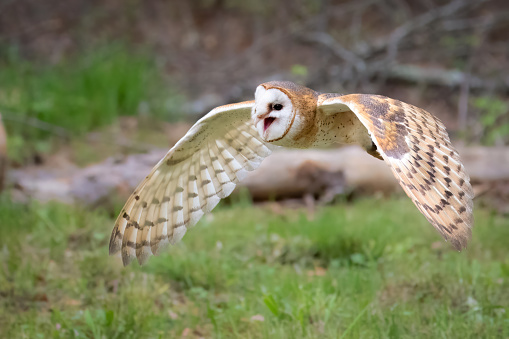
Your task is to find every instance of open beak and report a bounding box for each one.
[263,117,276,132]
[254,114,276,133]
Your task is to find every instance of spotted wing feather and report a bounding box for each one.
[109,101,275,265]
[319,94,474,249]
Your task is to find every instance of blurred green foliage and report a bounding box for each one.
[0,44,183,163]
[472,96,509,145]
[291,64,309,77]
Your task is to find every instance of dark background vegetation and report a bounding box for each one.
[1,0,509,163]
[0,0,508,338]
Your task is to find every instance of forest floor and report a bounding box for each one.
[1,197,508,338]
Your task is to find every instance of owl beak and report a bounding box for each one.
[253,114,276,134]
[253,114,266,128]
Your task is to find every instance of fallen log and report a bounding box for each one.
[9,145,509,206]
[242,147,397,201]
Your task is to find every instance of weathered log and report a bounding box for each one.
[241,147,397,201]
[9,145,509,206]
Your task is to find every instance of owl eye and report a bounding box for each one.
[273,103,283,111]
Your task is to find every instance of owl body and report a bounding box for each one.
[110,81,474,266]
[313,108,373,149]
[253,82,373,150]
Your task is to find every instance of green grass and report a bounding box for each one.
[0,45,182,163]
[0,197,508,338]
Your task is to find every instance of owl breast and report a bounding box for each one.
[313,111,372,149]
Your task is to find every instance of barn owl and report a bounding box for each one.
[109,81,474,266]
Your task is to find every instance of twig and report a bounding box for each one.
[442,11,509,31]
[1,112,70,138]
[387,64,507,92]
[0,111,160,152]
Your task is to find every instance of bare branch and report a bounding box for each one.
[386,0,488,62]
[301,32,366,72]
[387,64,508,92]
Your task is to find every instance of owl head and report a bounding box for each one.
[252,81,318,145]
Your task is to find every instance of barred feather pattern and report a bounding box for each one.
[109,101,275,265]
[320,94,474,249]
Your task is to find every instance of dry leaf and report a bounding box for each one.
[250,314,265,322]
[314,266,327,276]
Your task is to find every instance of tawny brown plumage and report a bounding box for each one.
[109,81,473,266]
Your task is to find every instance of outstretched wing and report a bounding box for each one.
[318,94,474,249]
[109,101,276,265]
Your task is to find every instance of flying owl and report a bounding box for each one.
[109,81,474,266]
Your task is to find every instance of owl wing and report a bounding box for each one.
[109,101,276,265]
[318,94,474,250]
